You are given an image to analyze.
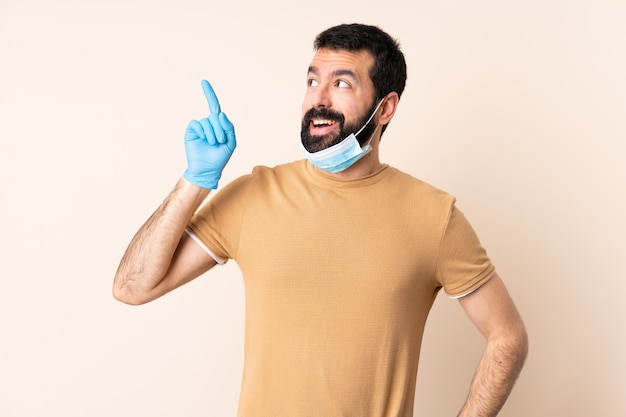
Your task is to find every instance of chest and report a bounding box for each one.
[236,184,443,300]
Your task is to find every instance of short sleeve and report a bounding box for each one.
[187,173,254,263]
[435,205,495,297]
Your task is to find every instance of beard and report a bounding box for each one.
[300,100,379,153]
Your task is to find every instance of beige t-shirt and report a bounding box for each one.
[188,160,494,417]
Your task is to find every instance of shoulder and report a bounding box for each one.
[250,160,307,177]
[221,160,304,186]
[384,166,456,206]
[245,160,309,187]
[215,160,307,200]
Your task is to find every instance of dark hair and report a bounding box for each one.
[313,23,407,102]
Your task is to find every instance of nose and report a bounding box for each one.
[309,84,331,109]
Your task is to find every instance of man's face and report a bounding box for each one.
[301,48,378,153]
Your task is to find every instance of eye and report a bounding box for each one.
[308,79,319,87]
[336,80,350,88]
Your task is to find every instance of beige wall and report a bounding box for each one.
[1,0,624,416]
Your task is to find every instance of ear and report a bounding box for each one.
[377,92,400,126]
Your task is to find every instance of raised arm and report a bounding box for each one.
[113,80,236,305]
[456,272,529,417]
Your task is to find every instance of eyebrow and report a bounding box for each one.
[307,66,359,81]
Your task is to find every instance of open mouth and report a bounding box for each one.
[310,118,339,135]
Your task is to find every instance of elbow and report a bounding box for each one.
[509,325,529,384]
[502,321,529,371]
[517,324,529,364]
[112,285,144,306]
[112,275,151,306]
[511,317,529,357]
[488,320,529,372]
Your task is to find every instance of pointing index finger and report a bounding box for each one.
[201,80,221,115]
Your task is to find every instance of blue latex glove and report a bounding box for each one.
[183,80,236,189]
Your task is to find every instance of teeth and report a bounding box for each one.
[313,119,334,126]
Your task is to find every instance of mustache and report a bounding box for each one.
[302,107,345,127]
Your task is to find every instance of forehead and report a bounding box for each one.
[308,48,375,81]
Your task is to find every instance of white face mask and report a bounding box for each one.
[301,99,384,173]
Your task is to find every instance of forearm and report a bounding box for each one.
[113,177,210,304]
[457,330,528,417]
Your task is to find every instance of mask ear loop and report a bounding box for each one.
[355,98,385,147]
[355,99,385,137]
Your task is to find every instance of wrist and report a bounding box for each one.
[178,175,213,202]
[183,169,220,190]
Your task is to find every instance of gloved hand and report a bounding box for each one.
[183,80,236,189]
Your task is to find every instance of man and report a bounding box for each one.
[114,23,528,417]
